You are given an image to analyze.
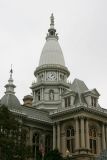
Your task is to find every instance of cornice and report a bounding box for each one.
[34,64,70,77]
[31,81,70,89]
[49,104,107,120]
[62,90,76,98]
[34,100,61,106]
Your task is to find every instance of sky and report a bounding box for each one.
[0,0,107,108]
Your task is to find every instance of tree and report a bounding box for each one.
[44,149,64,160]
[0,105,33,160]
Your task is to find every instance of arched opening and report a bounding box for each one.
[89,127,97,154]
[45,135,51,154]
[32,133,40,159]
[37,90,40,101]
[66,126,75,153]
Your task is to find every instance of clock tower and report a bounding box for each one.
[31,14,70,111]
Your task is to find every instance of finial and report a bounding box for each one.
[5,64,16,94]
[10,64,13,78]
[50,13,54,26]
[46,14,58,40]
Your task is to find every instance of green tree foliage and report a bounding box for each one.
[36,150,42,160]
[0,105,32,160]
[44,149,64,160]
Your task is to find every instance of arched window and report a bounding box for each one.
[45,135,51,153]
[65,96,71,107]
[49,90,54,101]
[89,127,97,154]
[37,90,40,101]
[32,133,40,159]
[66,126,75,153]
[91,97,97,107]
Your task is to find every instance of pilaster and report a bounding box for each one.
[80,116,85,148]
[102,123,106,150]
[53,124,56,149]
[85,118,89,150]
[106,125,107,149]
[75,117,79,152]
[29,127,33,146]
[57,122,61,151]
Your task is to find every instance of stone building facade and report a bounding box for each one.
[1,14,107,160]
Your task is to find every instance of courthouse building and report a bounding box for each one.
[1,14,107,160]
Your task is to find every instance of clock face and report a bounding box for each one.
[47,72,56,81]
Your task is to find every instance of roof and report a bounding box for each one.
[1,94,21,108]
[39,38,65,67]
[21,106,52,124]
[70,78,89,93]
[69,78,89,105]
[39,14,65,67]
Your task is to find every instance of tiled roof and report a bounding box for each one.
[20,105,52,124]
[70,78,89,93]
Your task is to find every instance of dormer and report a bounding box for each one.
[83,88,100,107]
[61,90,76,108]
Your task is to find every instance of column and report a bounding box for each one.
[33,91,36,104]
[57,71,58,81]
[59,72,60,81]
[85,118,89,149]
[80,117,85,148]
[45,71,46,81]
[97,133,101,154]
[102,123,106,150]
[70,96,75,105]
[57,122,61,151]
[59,88,61,100]
[62,98,65,108]
[29,128,33,146]
[29,129,33,160]
[41,88,44,100]
[75,117,79,150]
[106,125,107,149]
[53,125,56,149]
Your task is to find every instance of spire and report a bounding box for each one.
[50,13,54,28]
[8,64,13,83]
[46,13,58,40]
[5,65,16,95]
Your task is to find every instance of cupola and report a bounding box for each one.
[1,67,20,108]
[38,14,66,67]
[34,14,70,78]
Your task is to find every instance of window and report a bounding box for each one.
[32,133,40,159]
[60,74,64,81]
[91,97,97,107]
[65,97,71,107]
[40,74,44,81]
[50,31,54,35]
[66,127,75,153]
[45,135,51,153]
[37,90,40,101]
[89,127,97,154]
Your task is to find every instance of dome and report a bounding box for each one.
[1,94,20,108]
[1,67,21,108]
[39,38,65,66]
[39,14,65,67]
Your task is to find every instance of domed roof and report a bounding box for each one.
[39,14,65,67]
[1,67,20,108]
[39,38,65,66]
[1,94,20,108]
